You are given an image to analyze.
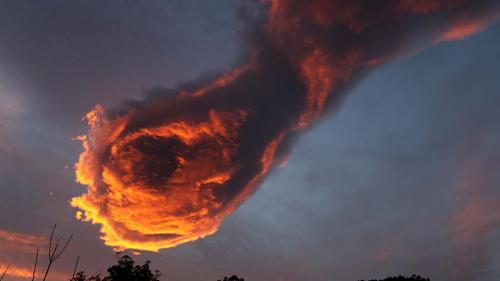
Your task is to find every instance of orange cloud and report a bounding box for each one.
[435,11,500,43]
[0,229,70,280]
[72,0,500,252]
[0,262,68,281]
[0,228,46,254]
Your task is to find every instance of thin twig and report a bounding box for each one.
[0,265,9,281]
[48,225,56,258]
[54,234,73,261]
[31,249,39,281]
[41,224,74,281]
[71,256,80,280]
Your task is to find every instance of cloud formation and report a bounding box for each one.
[71,0,500,251]
[0,229,46,279]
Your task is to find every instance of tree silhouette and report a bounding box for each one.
[103,255,160,281]
[217,275,245,281]
[71,271,87,281]
[71,255,160,281]
[64,254,429,281]
[358,274,430,281]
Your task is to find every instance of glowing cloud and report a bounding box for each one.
[72,0,500,251]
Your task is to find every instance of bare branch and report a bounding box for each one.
[0,265,9,281]
[53,238,60,257]
[48,224,56,257]
[31,249,39,281]
[41,225,74,281]
[71,256,80,280]
[54,233,73,261]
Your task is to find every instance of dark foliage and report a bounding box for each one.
[218,275,245,281]
[67,255,427,281]
[358,274,430,281]
[71,255,160,281]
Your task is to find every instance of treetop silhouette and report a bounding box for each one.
[70,255,160,281]
[218,275,244,281]
[358,274,430,281]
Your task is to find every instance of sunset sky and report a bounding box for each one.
[1,1,500,281]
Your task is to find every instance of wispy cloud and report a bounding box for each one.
[0,229,68,280]
[448,136,500,280]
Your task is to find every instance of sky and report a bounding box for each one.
[1,1,500,281]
